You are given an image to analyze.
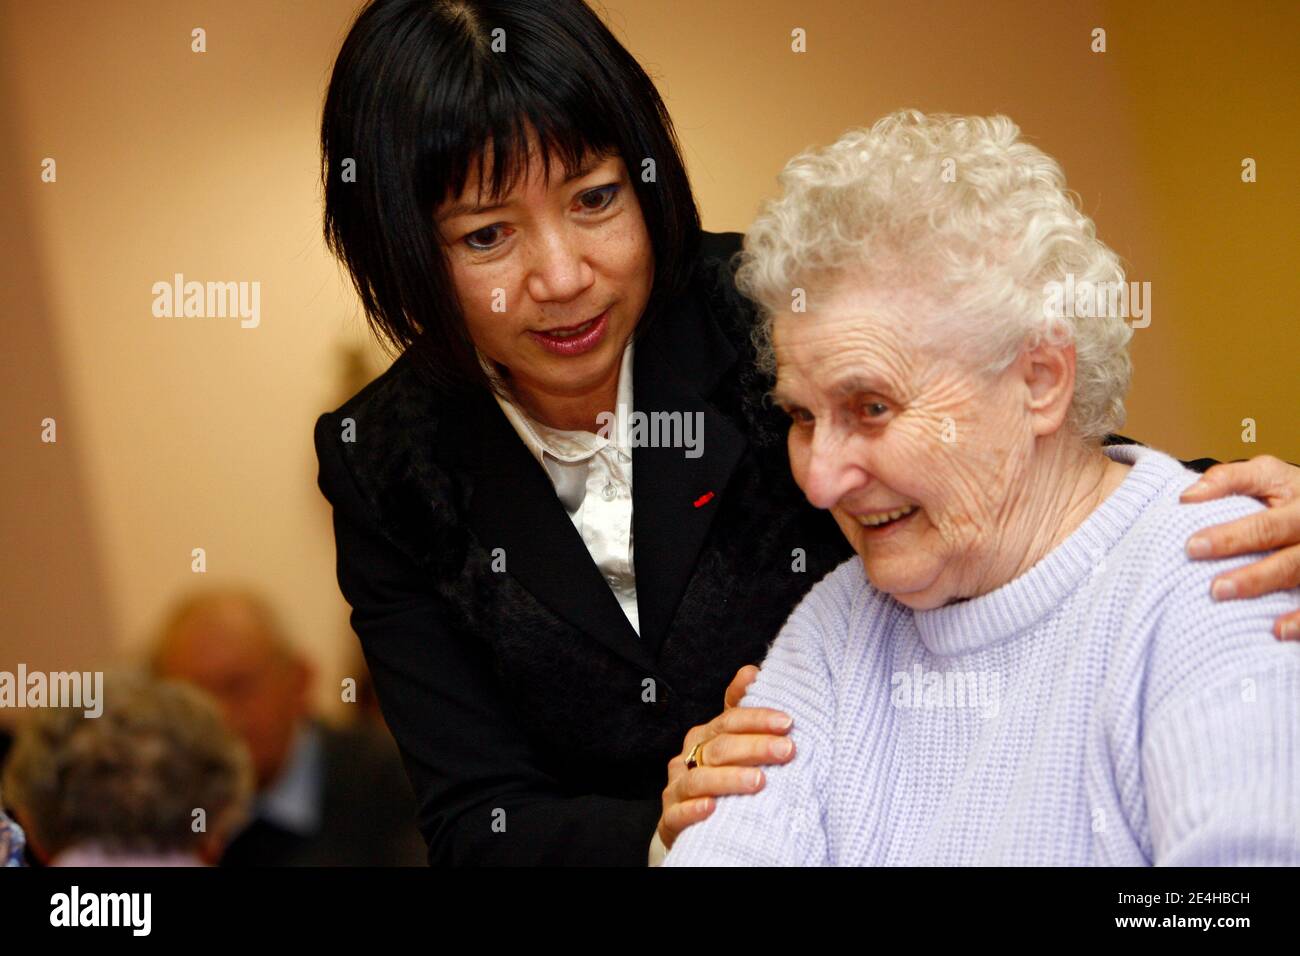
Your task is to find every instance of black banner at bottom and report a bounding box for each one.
[0,866,1289,942]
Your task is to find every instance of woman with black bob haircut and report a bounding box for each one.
[320,0,699,396]
[314,0,1300,866]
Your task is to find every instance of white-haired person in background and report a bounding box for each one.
[3,671,253,866]
[664,111,1300,866]
[0,802,24,866]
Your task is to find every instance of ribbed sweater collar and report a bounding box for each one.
[911,444,1180,656]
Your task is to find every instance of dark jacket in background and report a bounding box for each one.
[219,719,425,867]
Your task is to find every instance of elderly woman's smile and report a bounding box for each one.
[773,280,1125,611]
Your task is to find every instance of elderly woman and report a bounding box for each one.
[3,672,252,866]
[663,111,1300,866]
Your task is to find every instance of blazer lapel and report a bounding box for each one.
[442,391,656,674]
[632,293,749,658]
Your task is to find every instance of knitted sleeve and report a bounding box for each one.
[664,560,860,866]
[1137,498,1300,865]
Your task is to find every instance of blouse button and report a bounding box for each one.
[602,482,618,501]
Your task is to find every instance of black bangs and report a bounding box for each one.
[322,0,702,396]
[422,32,625,212]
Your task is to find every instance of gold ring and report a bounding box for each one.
[685,741,705,769]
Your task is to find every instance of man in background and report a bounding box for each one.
[152,588,425,866]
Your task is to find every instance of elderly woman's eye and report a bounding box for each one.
[786,407,814,426]
[862,401,890,418]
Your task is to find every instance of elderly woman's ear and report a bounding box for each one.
[1017,340,1077,438]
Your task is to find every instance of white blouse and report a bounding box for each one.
[493,341,641,635]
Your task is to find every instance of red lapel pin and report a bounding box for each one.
[693,491,715,508]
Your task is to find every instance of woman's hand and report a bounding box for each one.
[656,664,796,851]
[1181,454,1300,639]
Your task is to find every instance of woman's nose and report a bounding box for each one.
[526,229,594,304]
[802,429,867,511]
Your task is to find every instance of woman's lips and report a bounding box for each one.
[856,505,920,536]
[528,309,610,356]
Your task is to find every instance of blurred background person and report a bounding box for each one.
[1,799,25,866]
[151,588,425,866]
[2,671,252,866]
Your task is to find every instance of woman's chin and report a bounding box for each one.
[861,556,946,608]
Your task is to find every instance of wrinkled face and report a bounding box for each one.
[774,282,1036,609]
[435,139,654,419]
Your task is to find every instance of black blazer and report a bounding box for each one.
[314,231,853,865]
[314,231,1217,866]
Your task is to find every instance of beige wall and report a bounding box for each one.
[2,0,1295,715]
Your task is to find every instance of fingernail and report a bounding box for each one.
[745,770,762,788]
[771,714,793,731]
[1187,537,1211,558]
[772,738,793,759]
[1282,621,1300,640]
[1212,578,1237,600]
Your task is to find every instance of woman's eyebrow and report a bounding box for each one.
[771,372,885,409]
[438,197,509,222]
[768,383,795,407]
[829,374,885,398]
[437,154,615,222]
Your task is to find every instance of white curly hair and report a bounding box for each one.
[737,109,1133,441]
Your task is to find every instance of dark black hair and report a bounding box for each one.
[321,0,702,396]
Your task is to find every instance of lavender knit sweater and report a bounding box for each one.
[664,444,1300,866]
